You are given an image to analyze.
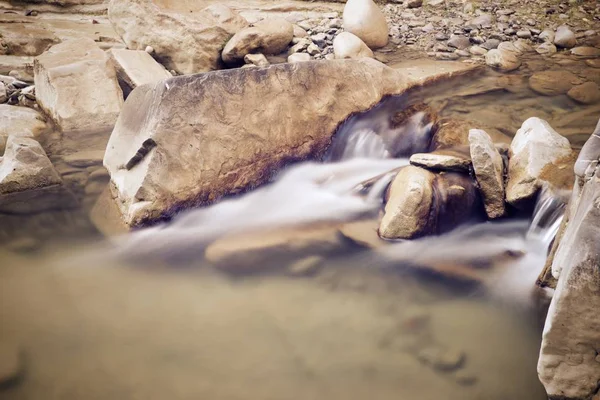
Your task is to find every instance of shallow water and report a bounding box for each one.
[1,53,598,399]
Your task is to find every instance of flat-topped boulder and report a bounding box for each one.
[108,48,172,95]
[108,0,247,74]
[104,59,415,227]
[34,38,123,136]
[0,105,48,148]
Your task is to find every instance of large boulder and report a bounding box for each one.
[34,38,123,136]
[0,136,76,213]
[108,0,247,74]
[538,125,600,399]
[104,59,413,227]
[221,18,293,65]
[343,0,389,49]
[506,117,574,208]
[379,166,482,239]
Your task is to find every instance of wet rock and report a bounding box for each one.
[538,29,555,43]
[205,225,345,273]
[567,82,600,104]
[570,46,600,58]
[469,129,505,219]
[554,25,577,49]
[538,128,600,398]
[586,59,600,69]
[0,136,76,213]
[287,255,324,277]
[506,117,573,207]
[338,219,383,249]
[485,48,521,72]
[431,117,509,149]
[379,166,481,239]
[581,68,600,85]
[222,18,293,65]
[34,38,123,135]
[0,342,22,387]
[343,0,389,49]
[469,46,487,56]
[0,104,46,145]
[287,53,311,63]
[528,70,582,96]
[407,0,423,8]
[244,53,270,67]
[447,35,470,50]
[108,48,171,93]
[409,150,471,172]
[108,0,247,74]
[417,345,466,372]
[516,30,531,39]
[333,32,374,59]
[536,42,557,55]
[103,59,413,227]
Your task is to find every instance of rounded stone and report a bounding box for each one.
[485,48,521,72]
[343,0,389,49]
[567,82,600,104]
[529,70,582,96]
[333,32,374,59]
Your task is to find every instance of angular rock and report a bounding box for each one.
[108,0,247,74]
[103,59,413,227]
[528,70,582,96]
[205,224,346,273]
[333,32,374,59]
[287,53,311,63]
[409,149,471,172]
[0,136,76,213]
[485,48,521,72]
[34,38,123,135]
[554,25,577,49]
[0,104,47,144]
[506,117,573,207]
[379,166,481,239]
[244,53,270,67]
[108,48,171,93]
[469,129,505,219]
[538,129,600,398]
[567,82,600,105]
[343,0,389,49]
[222,18,293,65]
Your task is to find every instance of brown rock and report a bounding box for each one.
[529,70,583,96]
[409,147,471,172]
[430,117,510,149]
[571,46,600,58]
[0,24,60,56]
[469,129,505,218]
[567,82,600,104]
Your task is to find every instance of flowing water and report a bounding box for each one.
[1,55,599,399]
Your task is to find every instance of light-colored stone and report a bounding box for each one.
[243,53,270,67]
[485,48,521,72]
[205,225,345,273]
[108,48,171,91]
[103,59,413,227]
[506,117,573,207]
[538,29,555,43]
[554,25,577,49]
[567,82,600,104]
[570,46,600,58]
[538,126,600,398]
[536,42,557,55]
[333,32,374,59]
[0,104,47,143]
[108,0,247,74]
[292,24,308,38]
[287,53,311,63]
[469,129,505,219]
[338,218,383,249]
[222,18,293,64]
[0,24,60,56]
[0,136,76,213]
[528,70,582,96]
[343,0,389,49]
[34,38,123,135]
[409,151,470,172]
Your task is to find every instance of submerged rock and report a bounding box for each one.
[379,166,481,239]
[538,121,600,399]
[34,38,123,135]
[108,0,247,74]
[222,18,293,65]
[0,136,76,213]
[333,32,374,59]
[103,59,413,227]
[528,70,582,96]
[469,129,506,219]
[567,82,600,105]
[506,117,573,208]
[343,0,389,49]
[485,48,521,72]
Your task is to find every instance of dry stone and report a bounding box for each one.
[108,48,171,93]
[333,32,374,59]
[469,129,505,219]
[343,0,389,49]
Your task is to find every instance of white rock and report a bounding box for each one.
[485,48,521,72]
[108,0,247,74]
[333,32,374,59]
[469,129,505,218]
[222,18,293,64]
[287,53,311,63]
[0,104,47,140]
[343,0,389,49]
[506,117,573,207]
[108,48,172,91]
[554,25,577,49]
[34,38,123,135]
